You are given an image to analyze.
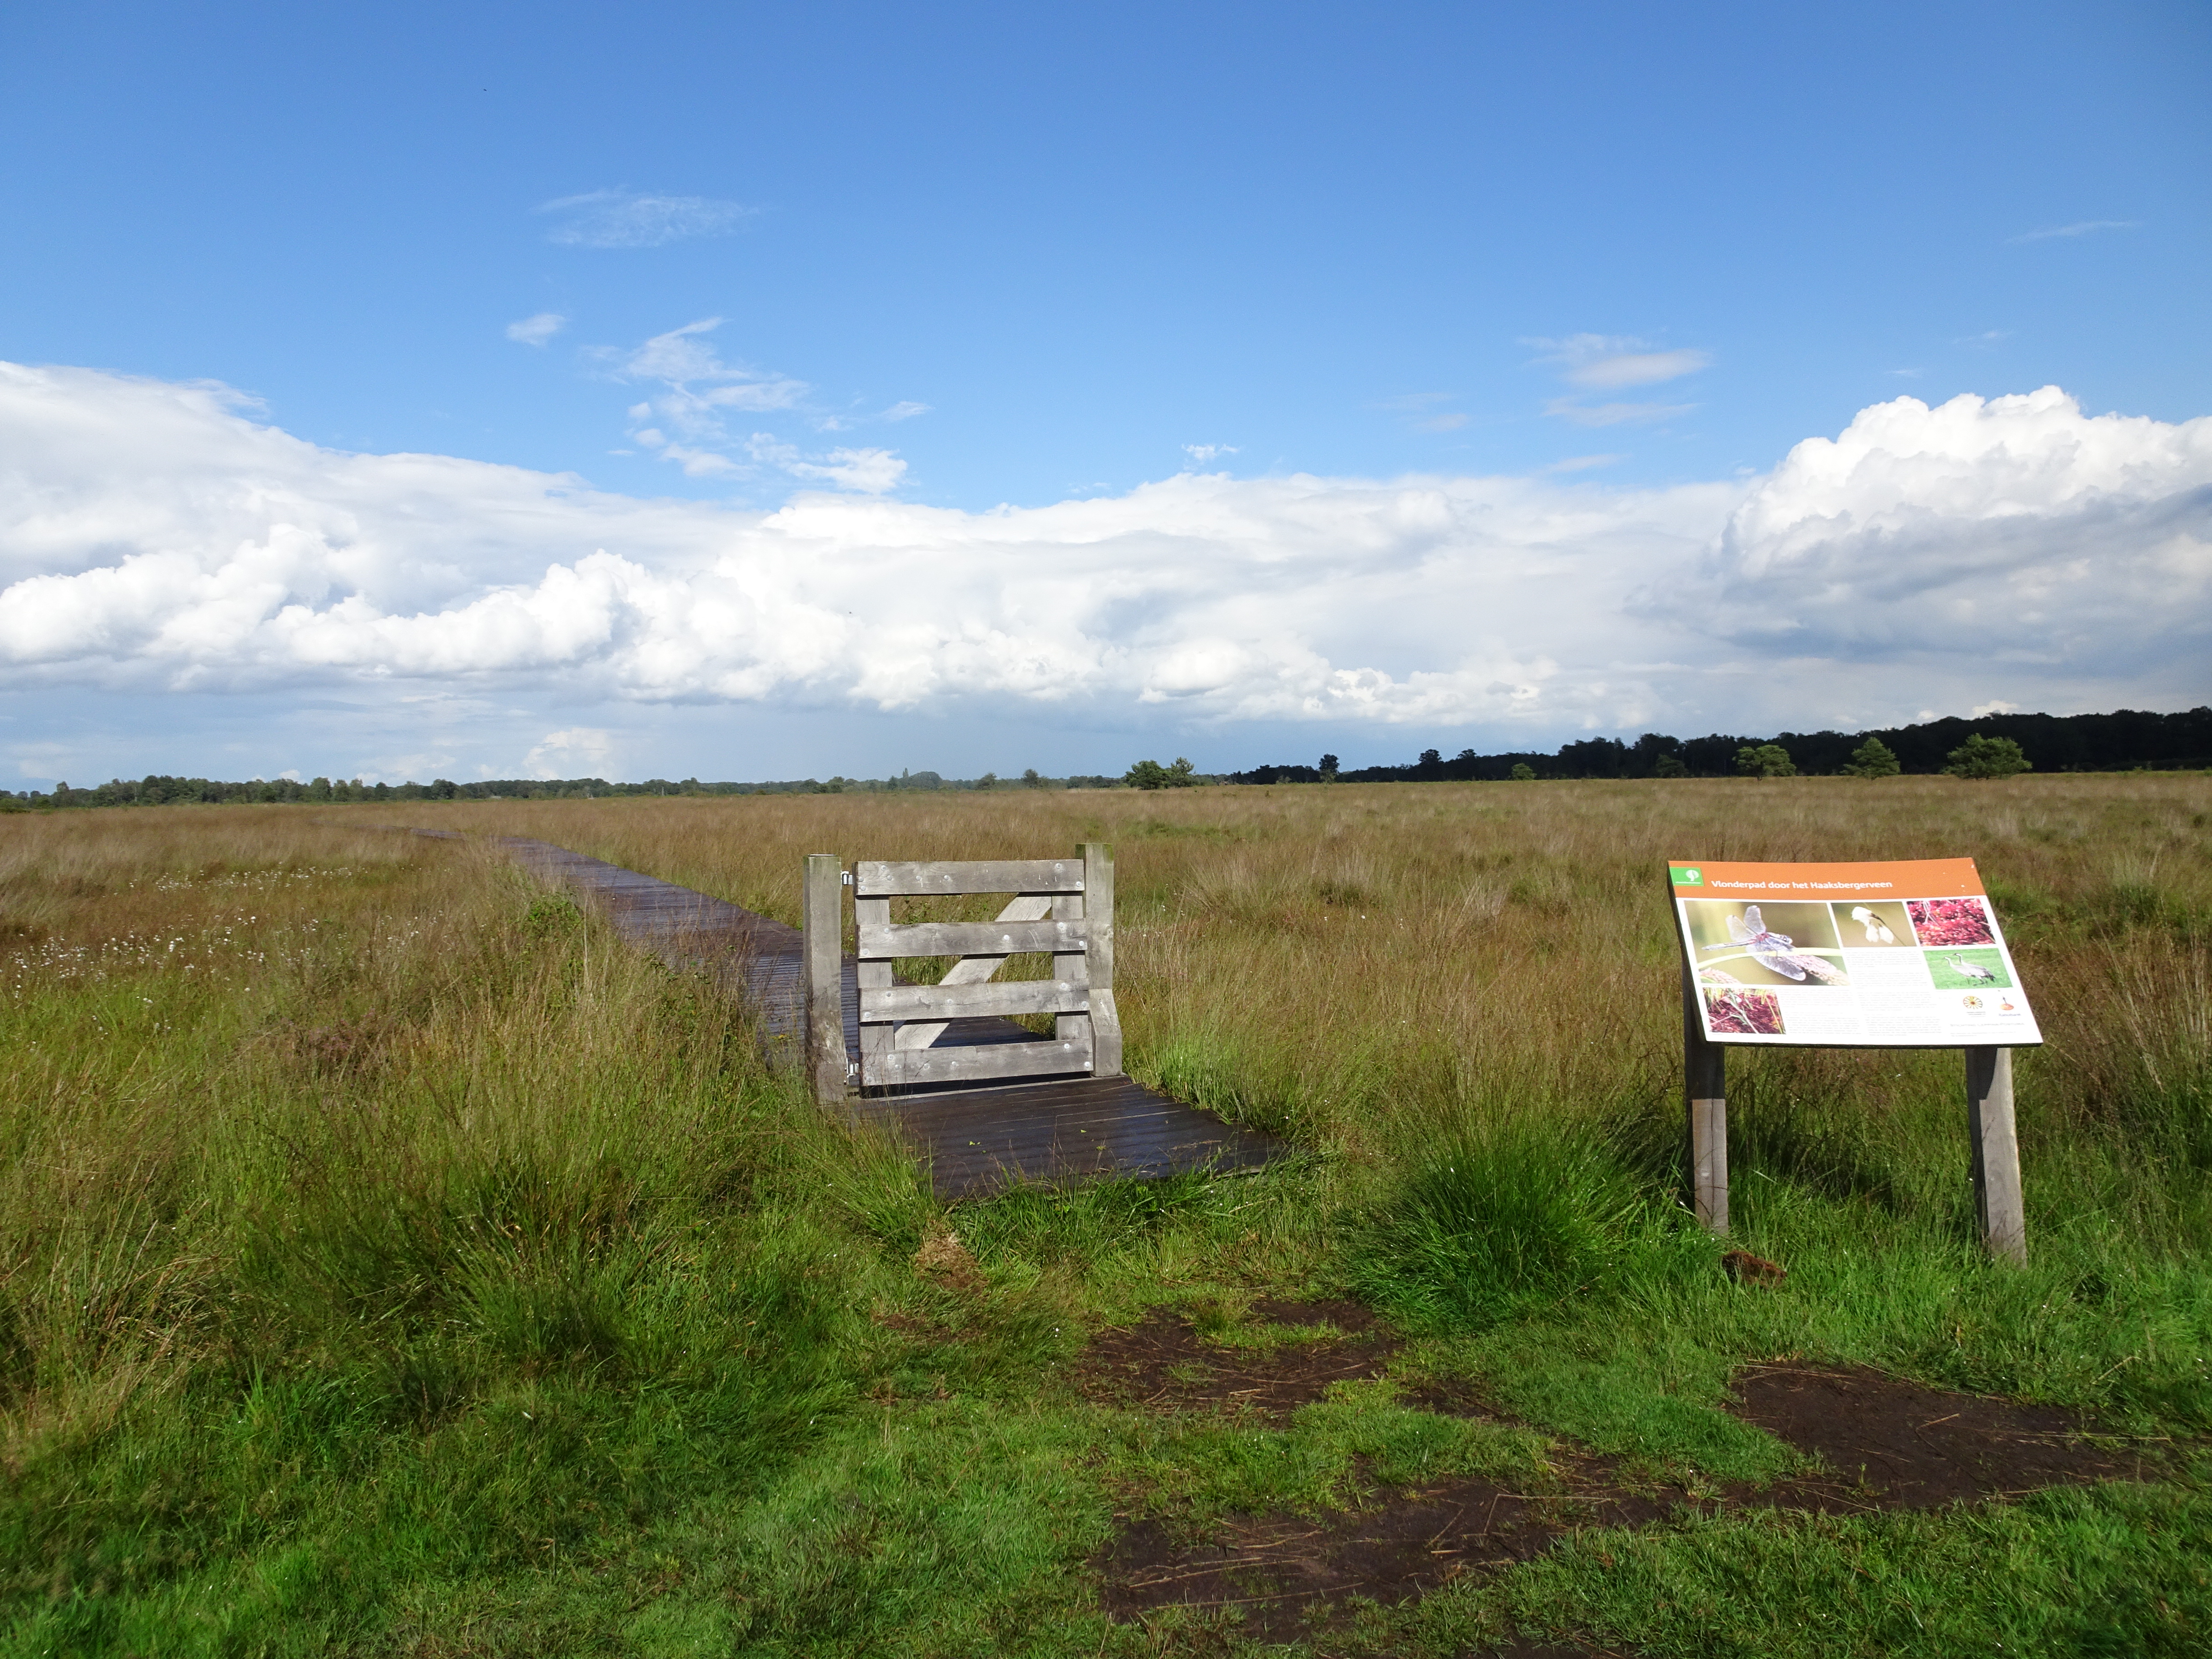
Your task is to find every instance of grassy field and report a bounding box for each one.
[3,774,2208,1655]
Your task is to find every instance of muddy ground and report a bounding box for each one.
[1084,1299,2165,1648]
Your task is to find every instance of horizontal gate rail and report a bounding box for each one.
[856,858,1083,896]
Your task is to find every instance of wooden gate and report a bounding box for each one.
[803,843,1121,1102]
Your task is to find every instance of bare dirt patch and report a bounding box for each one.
[1099,1471,1667,1640]
[1095,1347,2165,1638]
[1075,1298,1399,1416]
[1726,1363,2153,1507]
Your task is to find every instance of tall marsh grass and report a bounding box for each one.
[2,774,2208,1650]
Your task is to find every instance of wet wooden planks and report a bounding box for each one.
[847,1073,1280,1198]
[499,836,1282,1199]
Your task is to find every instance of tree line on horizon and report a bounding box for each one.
[1227,705,2211,785]
[3,705,2203,812]
[0,767,1134,812]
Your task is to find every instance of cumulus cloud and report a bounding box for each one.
[537,190,754,248]
[0,366,2204,742]
[1182,444,1239,465]
[506,312,567,347]
[1654,387,2212,680]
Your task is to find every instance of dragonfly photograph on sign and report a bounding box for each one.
[1678,898,1850,989]
[1701,904,1848,984]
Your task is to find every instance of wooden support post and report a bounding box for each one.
[855,894,892,1084]
[1683,958,1727,1233]
[802,853,847,1106]
[1966,1046,2026,1264]
[1083,841,1122,1077]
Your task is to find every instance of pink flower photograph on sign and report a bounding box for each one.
[1704,986,1785,1036]
[1906,897,1996,947]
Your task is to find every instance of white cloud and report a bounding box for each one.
[505,312,568,347]
[1530,335,1707,426]
[526,726,614,777]
[595,319,821,481]
[1655,386,2212,679]
[2010,219,2140,244]
[1564,349,1710,390]
[1182,444,1239,464]
[0,366,2204,743]
[883,402,932,422]
[746,436,907,494]
[537,190,753,248]
[1973,699,2022,717]
[1545,397,1696,428]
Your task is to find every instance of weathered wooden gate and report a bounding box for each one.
[803,842,1121,1103]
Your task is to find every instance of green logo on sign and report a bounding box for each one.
[1671,866,1702,885]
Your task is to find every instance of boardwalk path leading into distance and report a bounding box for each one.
[498,837,1282,1200]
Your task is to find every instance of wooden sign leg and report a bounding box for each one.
[802,853,848,1106]
[1966,1046,2026,1264]
[1683,960,1727,1233]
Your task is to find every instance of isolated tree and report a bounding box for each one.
[976,771,998,790]
[1734,744,1797,778]
[1021,768,1043,788]
[1945,734,2033,779]
[1124,758,1194,789]
[1319,753,1340,781]
[1842,736,1902,778]
[1509,762,1537,782]
[1417,748,1443,778]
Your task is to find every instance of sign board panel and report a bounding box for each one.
[1668,858,2042,1047]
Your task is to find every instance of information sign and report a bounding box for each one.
[1668,858,2042,1048]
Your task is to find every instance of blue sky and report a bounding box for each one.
[1,1,2207,785]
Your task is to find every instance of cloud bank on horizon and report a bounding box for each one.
[1,361,2206,771]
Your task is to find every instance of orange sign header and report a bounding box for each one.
[1667,857,1984,901]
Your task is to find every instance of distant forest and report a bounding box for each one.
[1230,706,2212,784]
[1,768,1127,811]
[4,706,2204,812]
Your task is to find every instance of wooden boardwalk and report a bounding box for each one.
[499,838,1281,1199]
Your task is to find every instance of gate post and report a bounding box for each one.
[1966,1046,2026,1264]
[1683,959,1727,1233]
[1083,842,1122,1077]
[803,853,848,1106]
